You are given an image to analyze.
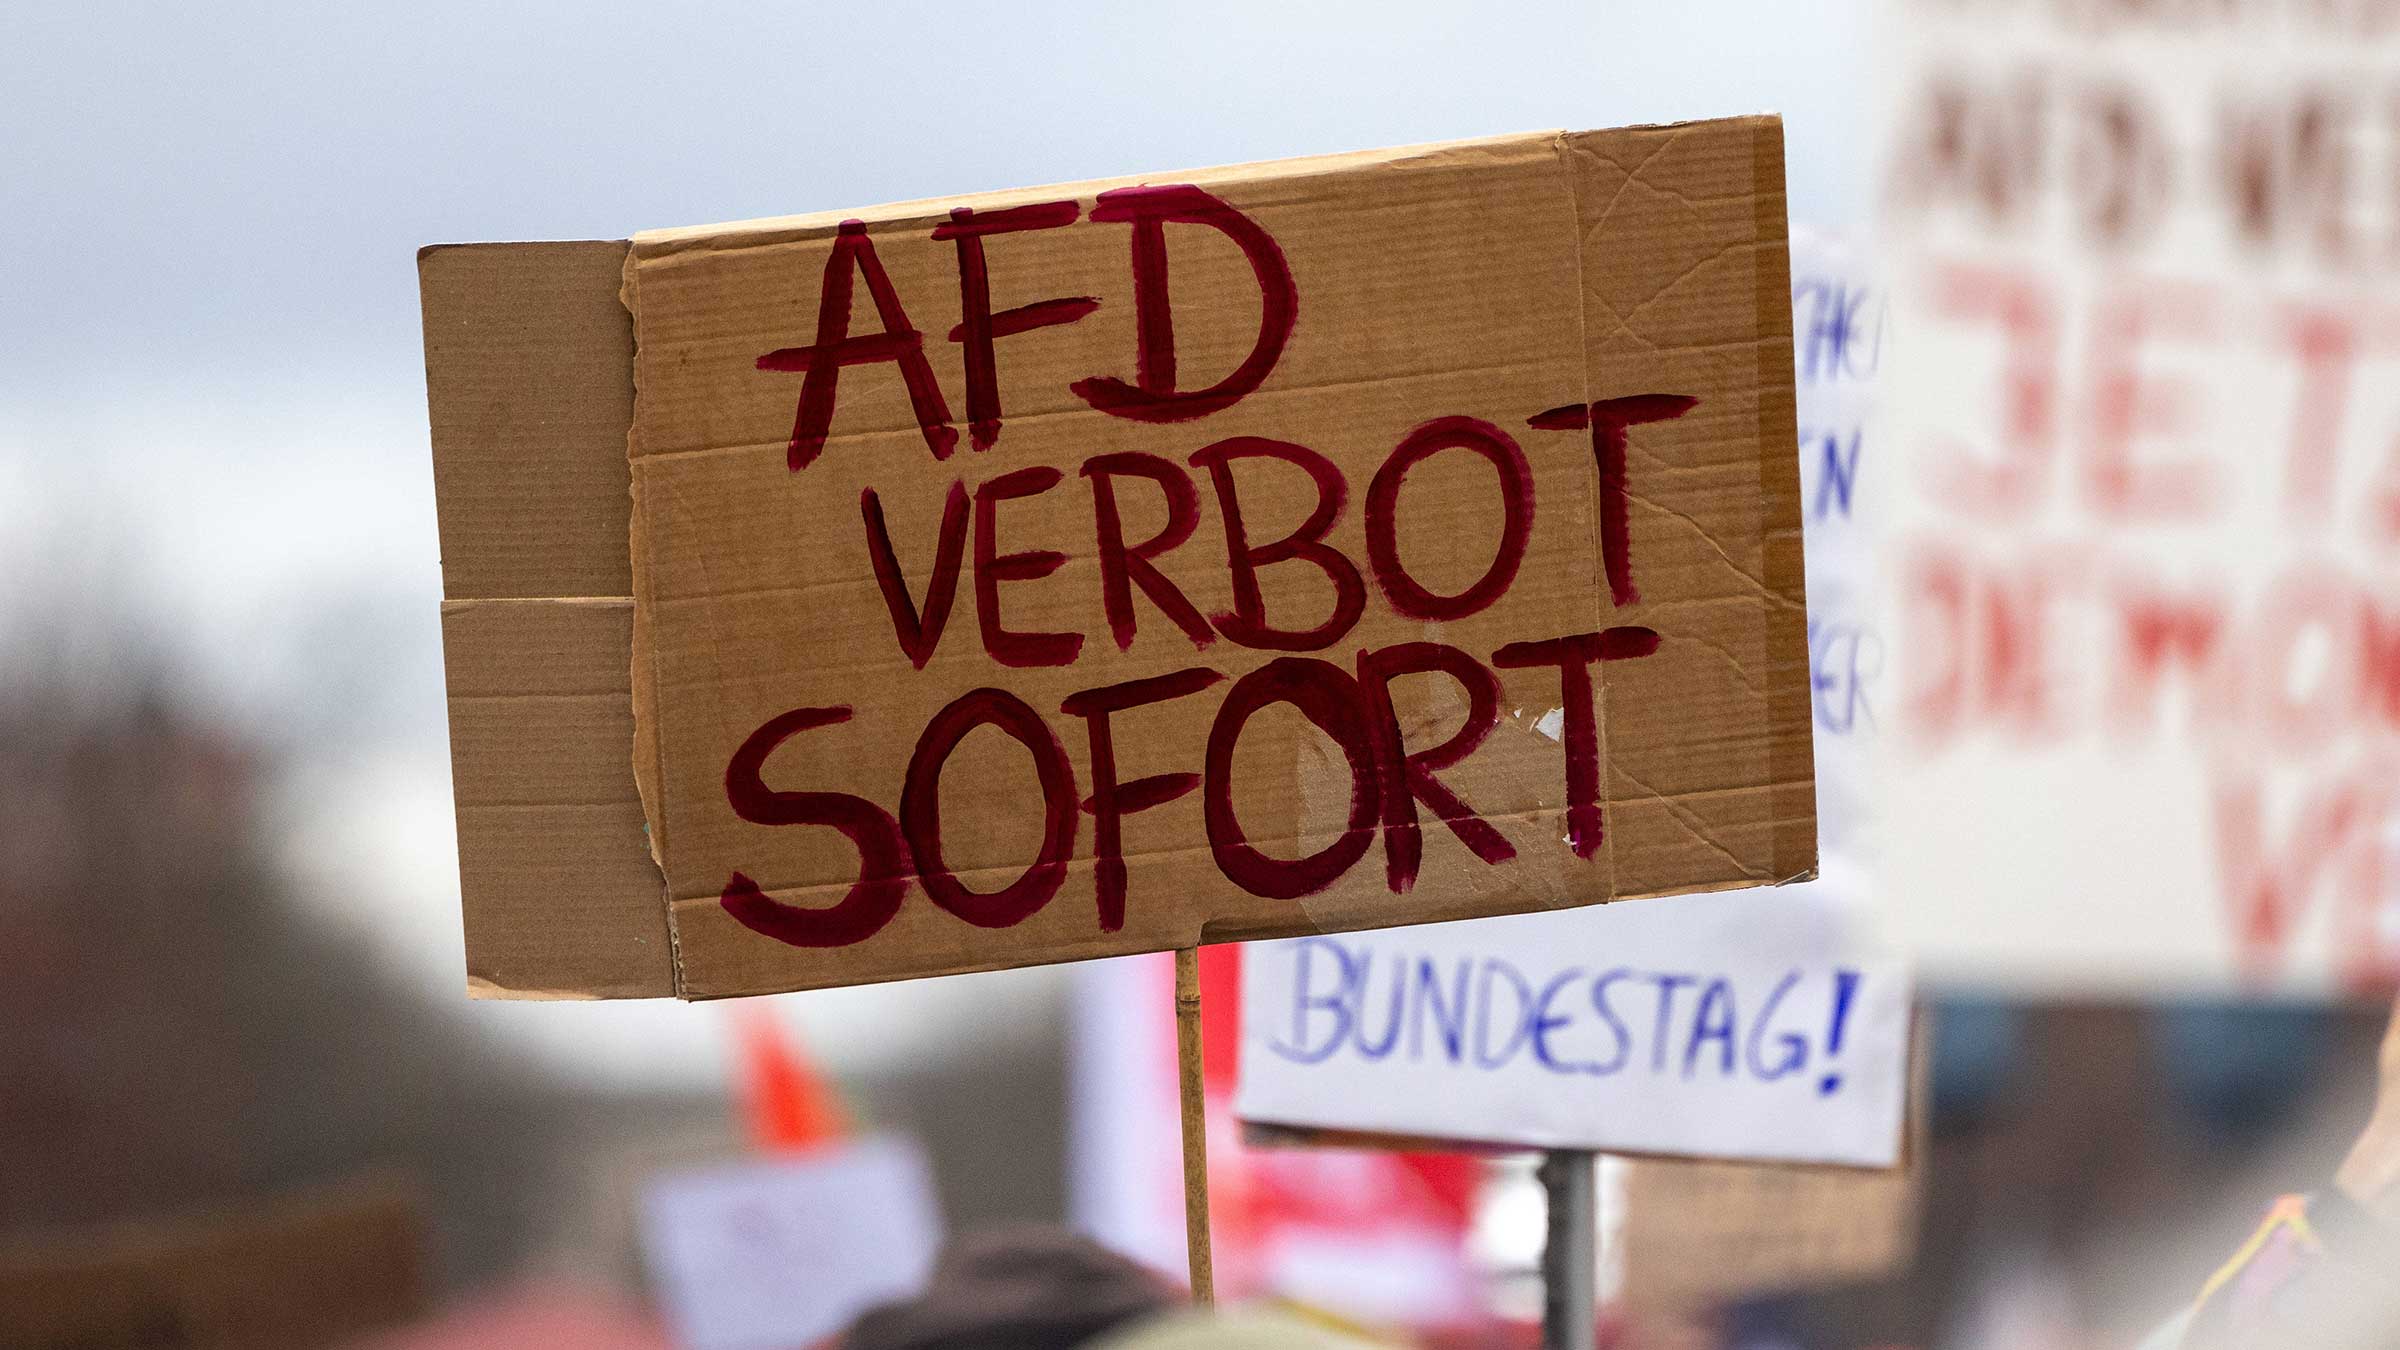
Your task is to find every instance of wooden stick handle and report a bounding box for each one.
[1174,946,1215,1305]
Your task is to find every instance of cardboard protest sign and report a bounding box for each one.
[1616,1137,1920,1309]
[1874,2,2400,992]
[1614,1022,1927,1310]
[0,1182,425,1350]
[422,117,1814,999]
[1235,884,1907,1167]
[638,1137,941,1350]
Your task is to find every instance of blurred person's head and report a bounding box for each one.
[1089,1308,1384,1349]
[838,1225,1175,1350]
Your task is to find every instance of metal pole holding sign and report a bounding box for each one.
[1540,1149,1598,1350]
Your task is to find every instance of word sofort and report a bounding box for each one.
[707,188,1699,951]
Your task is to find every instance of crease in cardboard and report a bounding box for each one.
[615,248,697,1000]
[659,801,1590,908]
[1541,128,1627,912]
[625,357,1571,465]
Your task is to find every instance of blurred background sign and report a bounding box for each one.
[637,1136,940,1350]
[1875,0,2400,993]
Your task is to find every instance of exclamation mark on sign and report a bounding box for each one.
[1817,969,1861,1096]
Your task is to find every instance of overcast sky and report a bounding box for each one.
[0,0,1870,1087]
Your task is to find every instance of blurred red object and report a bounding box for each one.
[732,1004,850,1153]
[1071,945,1487,1329]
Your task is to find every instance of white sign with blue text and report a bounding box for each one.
[1236,873,1909,1168]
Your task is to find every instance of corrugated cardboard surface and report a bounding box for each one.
[1620,1152,1919,1308]
[1619,1018,1928,1308]
[421,239,674,998]
[422,117,1811,1000]
[0,1182,426,1350]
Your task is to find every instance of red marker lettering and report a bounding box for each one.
[718,706,910,948]
[1062,667,1224,930]
[974,466,1085,668]
[1083,451,1215,651]
[1203,657,1380,899]
[1528,395,1697,608]
[899,688,1078,928]
[935,201,1100,451]
[1492,627,1661,859]
[1189,436,1364,652]
[1071,185,1298,423]
[861,482,969,669]
[757,220,958,471]
[1357,642,1513,892]
[1365,415,1535,621]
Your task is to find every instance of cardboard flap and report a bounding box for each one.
[420,241,673,999]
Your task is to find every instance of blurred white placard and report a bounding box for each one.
[639,1136,940,1350]
[1791,227,1886,866]
[1875,0,2400,993]
[1235,880,1910,1168]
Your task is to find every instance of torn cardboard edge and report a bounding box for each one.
[420,115,1812,1002]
